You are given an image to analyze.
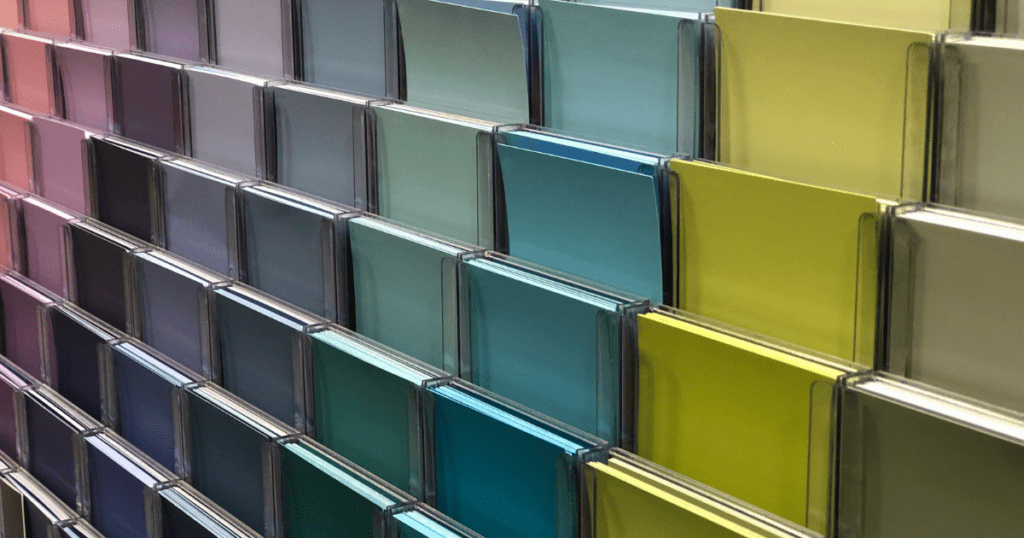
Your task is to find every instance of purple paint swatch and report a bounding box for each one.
[85,434,171,538]
[55,43,113,134]
[66,221,141,332]
[0,273,56,378]
[138,0,201,61]
[0,359,30,457]
[80,0,132,49]
[0,185,24,273]
[21,197,76,297]
[23,390,81,507]
[45,304,115,421]
[32,117,93,216]
[114,54,184,152]
[91,137,160,243]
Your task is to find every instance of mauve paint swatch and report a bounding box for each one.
[0,186,21,272]
[45,305,111,421]
[0,106,35,191]
[299,0,391,97]
[86,435,166,538]
[161,161,238,275]
[0,275,55,377]
[271,84,365,206]
[138,0,201,61]
[187,390,271,532]
[32,117,92,215]
[3,32,55,115]
[67,221,138,331]
[91,137,158,242]
[187,67,262,177]
[0,361,29,457]
[212,0,284,77]
[21,197,75,297]
[23,392,79,507]
[55,43,113,133]
[114,55,183,152]
[80,0,131,49]
[110,344,197,470]
[134,253,221,374]
[24,0,76,37]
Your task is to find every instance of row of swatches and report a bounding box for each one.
[6,5,1024,208]
[5,174,1024,537]
[0,306,495,538]
[0,268,843,538]
[0,448,107,537]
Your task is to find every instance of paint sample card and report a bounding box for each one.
[297,0,392,97]
[670,159,880,365]
[715,8,931,199]
[540,0,700,155]
[42,303,117,421]
[399,0,529,124]
[137,0,202,61]
[211,0,285,77]
[54,43,114,133]
[114,54,185,153]
[21,197,76,297]
[759,0,969,31]
[187,67,266,178]
[31,117,93,216]
[636,310,854,533]
[4,32,56,116]
[0,106,34,192]
[497,131,666,301]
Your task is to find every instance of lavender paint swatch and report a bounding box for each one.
[0,360,30,457]
[138,0,201,61]
[44,304,114,421]
[91,137,160,243]
[114,54,184,152]
[66,221,140,332]
[21,197,75,297]
[132,252,223,374]
[211,0,285,77]
[186,67,264,177]
[270,83,368,206]
[55,43,113,133]
[298,0,392,97]
[160,160,240,276]
[0,275,55,378]
[31,117,92,216]
[80,0,132,49]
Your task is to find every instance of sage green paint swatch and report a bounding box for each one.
[375,105,494,247]
[350,217,466,371]
[540,0,701,155]
[399,0,529,124]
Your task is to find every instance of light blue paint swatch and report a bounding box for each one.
[349,217,469,371]
[496,140,664,301]
[540,0,701,155]
[297,0,392,97]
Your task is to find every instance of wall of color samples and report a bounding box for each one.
[4,1,1024,538]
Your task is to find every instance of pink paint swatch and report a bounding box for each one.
[0,186,22,273]
[0,106,36,192]
[32,116,93,215]
[21,196,75,297]
[25,0,76,37]
[80,0,131,49]
[0,0,22,30]
[55,42,113,133]
[4,32,56,115]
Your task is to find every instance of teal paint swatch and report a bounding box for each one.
[496,140,664,301]
[540,0,701,155]
[464,257,632,442]
[279,440,413,537]
[374,105,494,248]
[429,383,599,538]
[398,0,529,124]
[392,506,484,538]
[349,217,468,371]
[309,328,442,495]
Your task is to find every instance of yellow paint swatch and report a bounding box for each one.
[671,159,880,364]
[586,454,819,537]
[758,0,972,32]
[636,310,856,533]
[715,8,932,200]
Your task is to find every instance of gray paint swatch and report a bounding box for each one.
[297,0,392,97]
[211,0,285,77]
[270,83,369,207]
[161,160,241,276]
[187,67,264,177]
[138,0,201,61]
